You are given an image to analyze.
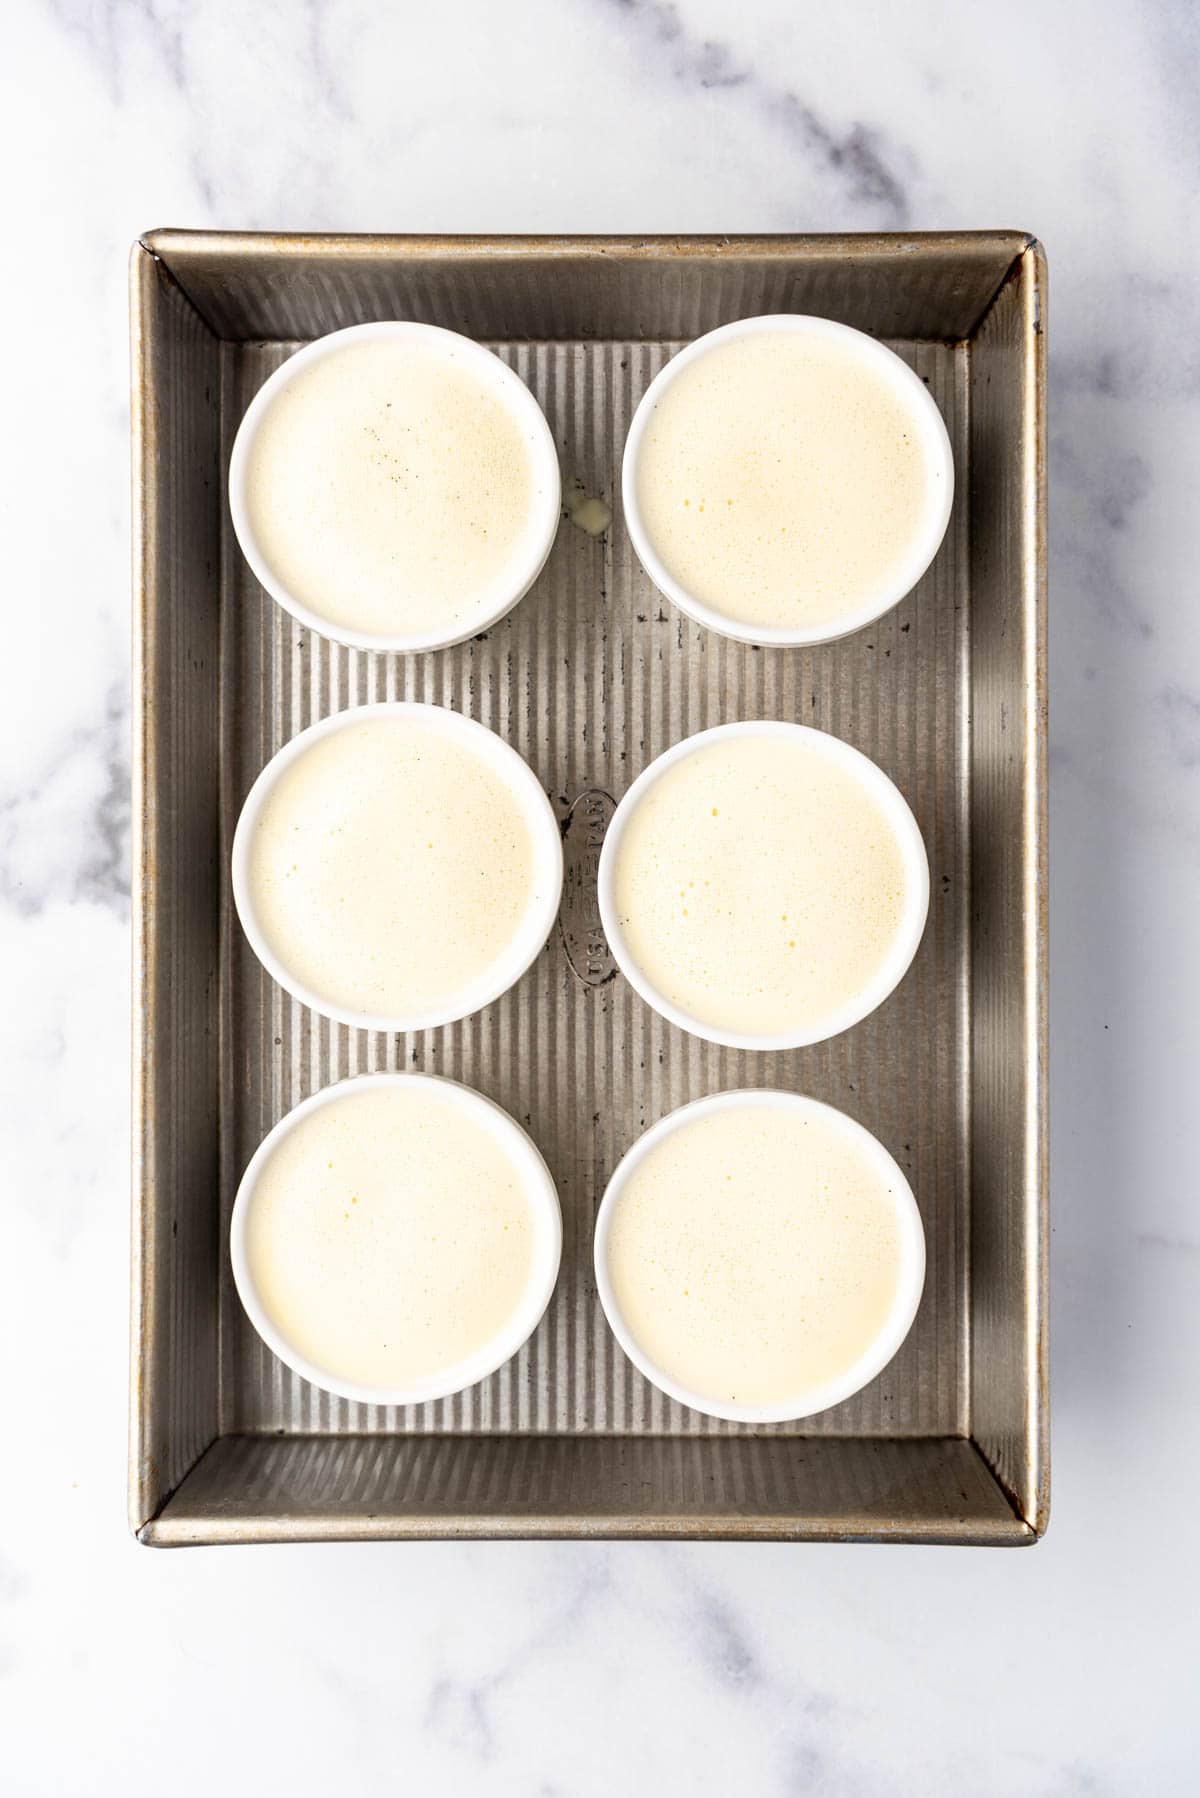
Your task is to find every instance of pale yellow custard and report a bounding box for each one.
[634,330,937,632]
[605,1101,908,1410]
[245,713,541,1022]
[243,338,548,641]
[243,1082,540,1391]
[610,732,914,1040]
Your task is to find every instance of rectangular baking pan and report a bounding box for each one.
[131,232,1047,1545]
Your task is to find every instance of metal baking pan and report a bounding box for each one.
[130,232,1047,1545]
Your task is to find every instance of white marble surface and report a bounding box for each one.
[2,0,1198,1790]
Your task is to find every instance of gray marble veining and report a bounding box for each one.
[2,0,1198,1792]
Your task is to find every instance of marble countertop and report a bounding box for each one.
[3,0,1198,1791]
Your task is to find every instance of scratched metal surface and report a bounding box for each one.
[215,331,967,1442]
[132,235,1046,1543]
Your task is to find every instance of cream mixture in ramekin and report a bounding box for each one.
[595,1090,925,1423]
[599,721,928,1051]
[623,314,953,646]
[231,1074,561,1406]
[229,321,561,652]
[232,702,563,1033]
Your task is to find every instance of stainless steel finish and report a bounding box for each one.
[131,232,1047,1545]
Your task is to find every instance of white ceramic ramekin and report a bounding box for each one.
[231,701,564,1033]
[228,320,562,654]
[230,1072,562,1407]
[622,313,954,648]
[597,719,929,1052]
[594,1088,926,1425]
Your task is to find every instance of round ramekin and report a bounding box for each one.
[594,1088,926,1424]
[621,313,954,648]
[228,320,562,654]
[231,700,564,1033]
[597,719,929,1052]
[230,1072,562,1407]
